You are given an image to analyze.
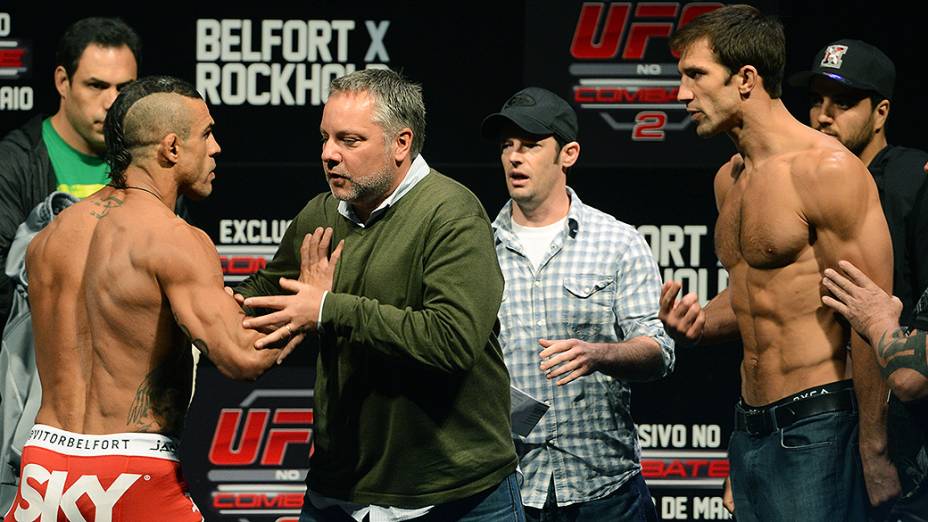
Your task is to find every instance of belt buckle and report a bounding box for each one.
[741,408,770,436]
[773,403,798,429]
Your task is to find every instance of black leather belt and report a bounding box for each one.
[734,389,857,436]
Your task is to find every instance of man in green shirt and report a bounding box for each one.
[235,69,522,521]
[0,17,140,328]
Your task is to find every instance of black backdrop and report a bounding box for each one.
[1,2,925,520]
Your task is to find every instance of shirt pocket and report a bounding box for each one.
[562,275,616,338]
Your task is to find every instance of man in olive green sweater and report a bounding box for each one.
[235,69,522,521]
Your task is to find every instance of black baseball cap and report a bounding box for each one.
[788,39,895,100]
[481,87,578,144]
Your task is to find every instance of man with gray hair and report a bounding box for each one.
[235,69,522,521]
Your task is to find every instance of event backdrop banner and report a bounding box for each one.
[3,1,924,520]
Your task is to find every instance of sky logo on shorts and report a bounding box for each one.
[821,45,849,69]
[13,464,140,522]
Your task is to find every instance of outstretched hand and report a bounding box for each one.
[299,226,344,287]
[659,281,705,346]
[242,228,344,362]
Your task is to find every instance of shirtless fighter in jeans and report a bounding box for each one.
[660,6,899,520]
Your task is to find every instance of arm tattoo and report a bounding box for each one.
[90,195,125,219]
[876,328,928,381]
[178,322,210,355]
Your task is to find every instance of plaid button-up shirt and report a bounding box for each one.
[492,188,674,508]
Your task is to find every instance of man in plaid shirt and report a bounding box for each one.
[481,87,674,521]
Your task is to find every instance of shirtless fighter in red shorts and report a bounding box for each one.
[4,76,306,521]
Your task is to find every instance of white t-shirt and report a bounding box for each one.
[511,216,568,270]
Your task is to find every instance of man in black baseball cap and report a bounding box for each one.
[480,86,579,145]
[789,39,928,325]
[790,39,894,103]
[481,87,671,522]
[789,39,928,522]
[789,40,895,163]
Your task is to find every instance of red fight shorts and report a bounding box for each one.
[4,424,202,522]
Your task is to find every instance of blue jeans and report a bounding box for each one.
[523,472,657,522]
[299,472,525,521]
[728,408,868,522]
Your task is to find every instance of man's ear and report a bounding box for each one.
[873,99,890,134]
[393,128,413,164]
[560,141,580,169]
[157,133,180,167]
[737,65,759,96]
[54,66,70,99]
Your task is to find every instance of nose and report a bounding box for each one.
[103,86,120,111]
[321,138,340,167]
[815,99,834,127]
[677,81,693,103]
[211,134,222,156]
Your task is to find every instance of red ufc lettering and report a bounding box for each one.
[623,3,678,60]
[570,3,631,59]
[570,2,723,60]
[261,409,314,465]
[209,409,269,465]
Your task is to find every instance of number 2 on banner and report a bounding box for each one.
[633,111,667,141]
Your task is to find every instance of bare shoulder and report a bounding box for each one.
[150,218,220,274]
[793,144,876,228]
[156,218,215,252]
[26,199,100,268]
[148,217,222,288]
[792,142,871,188]
[713,153,744,208]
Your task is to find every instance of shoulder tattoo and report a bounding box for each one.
[90,194,125,219]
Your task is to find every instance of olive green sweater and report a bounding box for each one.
[236,171,517,507]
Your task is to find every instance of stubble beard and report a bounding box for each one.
[329,160,395,207]
[841,112,877,158]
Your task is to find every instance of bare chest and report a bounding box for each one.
[715,172,810,270]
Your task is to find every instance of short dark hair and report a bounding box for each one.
[104,76,202,187]
[56,17,141,78]
[670,5,785,98]
[869,93,887,109]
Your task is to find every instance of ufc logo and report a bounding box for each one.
[14,464,140,522]
[570,2,723,60]
[209,408,314,466]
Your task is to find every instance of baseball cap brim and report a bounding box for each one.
[788,70,881,94]
[480,112,556,141]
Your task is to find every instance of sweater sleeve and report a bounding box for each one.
[322,214,504,374]
[234,208,303,300]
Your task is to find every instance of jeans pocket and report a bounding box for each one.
[778,413,837,450]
